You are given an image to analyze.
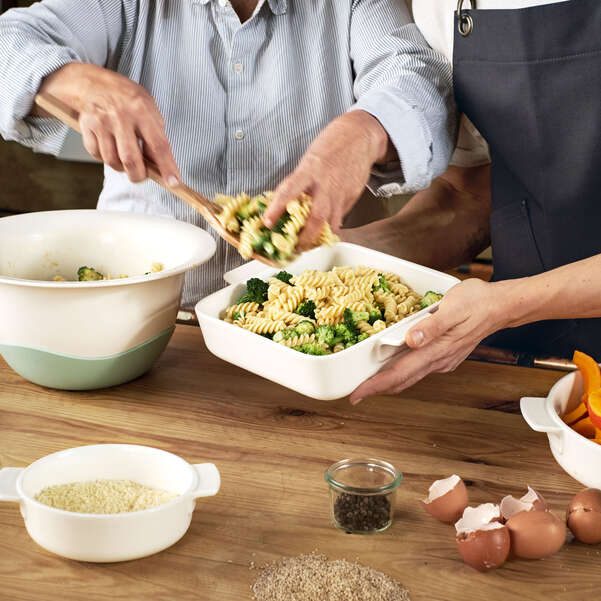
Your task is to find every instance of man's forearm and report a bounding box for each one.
[343,164,491,270]
[496,254,601,329]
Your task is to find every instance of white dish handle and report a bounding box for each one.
[520,397,565,455]
[374,310,435,362]
[190,463,221,498]
[223,261,269,285]
[0,467,23,502]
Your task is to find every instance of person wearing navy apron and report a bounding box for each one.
[344,0,601,402]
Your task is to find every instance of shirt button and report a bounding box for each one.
[233,62,243,74]
[235,129,245,140]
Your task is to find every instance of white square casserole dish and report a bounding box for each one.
[194,243,460,400]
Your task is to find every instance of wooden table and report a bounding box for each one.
[0,325,594,601]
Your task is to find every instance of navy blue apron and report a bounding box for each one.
[453,0,601,357]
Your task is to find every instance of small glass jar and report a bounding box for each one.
[325,458,402,534]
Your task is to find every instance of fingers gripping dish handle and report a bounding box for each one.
[520,397,565,455]
[191,463,221,498]
[374,310,435,362]
[0,467,23,502]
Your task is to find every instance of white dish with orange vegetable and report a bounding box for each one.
[521,354,601,489]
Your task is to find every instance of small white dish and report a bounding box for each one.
[0,444,220,562]
[521,369,601,488]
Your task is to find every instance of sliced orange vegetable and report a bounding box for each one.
[573,350,601,395]
[562,401,588,425]
[571,416,597,438]
[587,391,601,430]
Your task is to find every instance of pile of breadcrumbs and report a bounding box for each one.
[252,553,411,601]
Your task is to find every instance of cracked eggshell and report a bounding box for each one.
[500,486,548,522]
[421,475,469,524]
[455,503,510,571]
[505,510,566,559]
[567,488,601,544]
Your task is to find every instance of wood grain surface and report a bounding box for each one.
[0,325,595,601]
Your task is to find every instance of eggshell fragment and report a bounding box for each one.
[421,475,468,524]
[500,486,548,521]
[566,488,601,544]
[505,510,566,559]
[455,503,509,571]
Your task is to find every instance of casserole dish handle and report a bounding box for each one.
[191,463,221,498]
[374,309,436,362]
[0,467,23,502]
[224,261,269,285]
[520,397,565,455]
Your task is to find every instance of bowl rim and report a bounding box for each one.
[0,210,216,288]
[545,370,601,453]
[16,444,198,518]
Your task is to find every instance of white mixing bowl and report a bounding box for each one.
[0,444,221,562]
[521,368,601,488]
[0,210,216,389]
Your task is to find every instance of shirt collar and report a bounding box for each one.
[195,0,287,15]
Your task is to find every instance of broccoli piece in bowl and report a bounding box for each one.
[357,333,370,343]
[420,291,443,308]
[295,321,315,336]
[273,328,299,343]
[367,306,383,325]
[295,300,316,320]
[315,324,336,346]
[296,342,330,356]
[77,266,104,281]
[275,271,293,285]
[334,322,357,344]
[343,308,369,337]
[373,275,391,294]
[237,278,269,304]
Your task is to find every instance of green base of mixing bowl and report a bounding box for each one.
[0,326,175,391]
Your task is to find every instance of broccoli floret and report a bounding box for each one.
[357,333,369,343]
[233,311,243,321]
[295,300,316,320]
[237,277,269,304]
[271,214,291,234]
[368,307,383,325]
[262,240,277,258]
[273,328,298,343]
[295,321,315,336]
[256,200,267,214]
[252,230,271,252]
[315,324,336,346]
[334,322,357,344]
[373,275,392,294]
[77,266,104,281]
[275,271,293,285]
[420,291,443,308]
[343,308,369,335]
[345,341,357,349]
[297,342,330,356]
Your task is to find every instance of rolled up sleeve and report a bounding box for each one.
[0,0,126,155]
[349,0,457,195]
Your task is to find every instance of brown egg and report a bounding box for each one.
[500,486,548,522]
[456,526,511,571]
[567,488,601,544]
[421,474,469,524]
[505,511,566,559]
[455,503,510,571]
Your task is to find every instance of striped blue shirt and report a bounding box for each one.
[0,0,455,306]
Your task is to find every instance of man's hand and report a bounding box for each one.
[37,63,181,185]
[263,110,394,248]
[349,278,509,404]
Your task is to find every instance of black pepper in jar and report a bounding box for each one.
[333,492,392,532]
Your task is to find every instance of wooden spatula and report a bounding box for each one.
[34,92,279,268]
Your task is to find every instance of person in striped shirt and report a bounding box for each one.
[0,0,456,306]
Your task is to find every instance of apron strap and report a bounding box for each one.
[457,0,475,36]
